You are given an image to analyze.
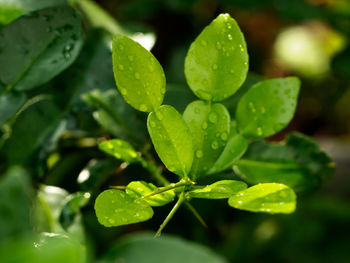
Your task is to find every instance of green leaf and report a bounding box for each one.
[147,105,193,178]
[184,13,248,102]
[235,77,300,138]
[59,192,91,230]
[0,91,26,126]
[183,100,230,178]
[0,6,83,91]
[94,189,153,227]
[126,181,175,206]
[99,139,140,163]
[101,233,227,263]
[2,100,66,168]
[112,34,166,112]
[228,183,296,214]
[187,180,247,199]
[0,167,33,242]
[207,125,248,175]
[234,133,335,192]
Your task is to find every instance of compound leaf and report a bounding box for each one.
[187,180,247,199]
[99,139,140,163]
[236,77,300,138]
[126,181,175,207]
[228,183,296,214]
[0,6,83,91]
[112,34,165,112]
[147,105,193,178]
[185,13,248,102]
[183,100,230,178]
[94,189,153,227]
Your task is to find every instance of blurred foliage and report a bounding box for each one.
[0,0,349,262]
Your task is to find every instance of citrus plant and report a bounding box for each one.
[94,14,334,236]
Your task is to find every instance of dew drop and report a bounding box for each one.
[261,107,266,114]
[195,150,203,158]
[194,107,200,114]
[239,44,244,52]
[200,40,207,46]
[119,45,124,51]
[211,141,219,150]
[108,218,115,224]
[128,55,134,61]
[135,72,140,79]
[220,132,228,141]
[248,102,256,113]
[150,121,156,128]
[197,90,212,101]
[212,64,218,70]
[227,23,232,29]
[257,127,263,136]
[228,34,232,40]
[201,121,208,130]
[118,64,125,71]
[208,112,218,123]
[230,69,234,74]
[216,41,222,49]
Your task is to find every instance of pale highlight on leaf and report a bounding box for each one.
[99,139,139,163]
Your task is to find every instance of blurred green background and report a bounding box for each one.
[0,0,350,262]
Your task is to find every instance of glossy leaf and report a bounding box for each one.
[234,133,335,192]
[99,139,140,163]
[184,13,248,101]
[228,183,296,214]
[112,34,166,112]
[94,189,153,227]
[208,125,248,175]
[0,6,83,91]
[0,91,26,126]
[187,180,247,199]
[183,100,230,178]
[236,77,300,138]
[126,181,175,206]
[147,105,193,178]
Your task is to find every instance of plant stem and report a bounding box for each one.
[184,201,208,228]
[109,186,126,190]
[155,192,186,237]
[143,180,193,198]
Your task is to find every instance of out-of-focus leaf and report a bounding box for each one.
[0,0,67,25]
[0,6,83,91]
[84,89,146,143]
[112,34,165,112]
[0,166,33,242]
[228,183,296,214]
[2,100,66,169]
[183,100,230,178]
[126,181,175,206]
[99,139,140,163]
[208,125,248,175]
[0,91,26,126]
[187,180,247,199]
[185,13,248,101]
[59,192,91,230]
[234,133,335,192]
[94,189,153,227]
[236,77,300,138]
[100,232,227,263]
[147,105,193,178]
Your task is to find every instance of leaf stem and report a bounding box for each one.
[155,191,186,237]
[184,201,208,228]
[143,180,193,198]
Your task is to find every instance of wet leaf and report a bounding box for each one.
[99,139,140,163]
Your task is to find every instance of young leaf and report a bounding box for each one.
[184,13,248,102]
[0,6,83,91]
[99,139,140,163]
[0,91,26,126]
[187,180,247,199]
[126,181,175,206]
[94,189,153,227]
[183,100,230,178]
[207,125,248,175]
[112,34,166,112]
[235,77,300,138]
[147,105,193,178]
[228,183,296,214]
